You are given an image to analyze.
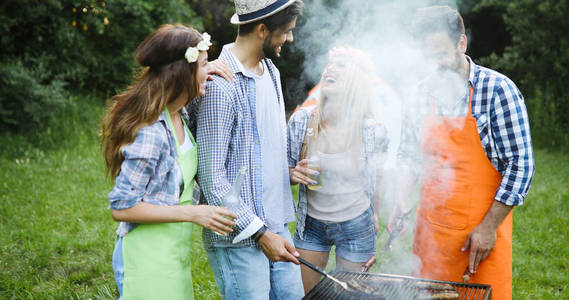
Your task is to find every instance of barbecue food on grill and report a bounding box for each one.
[302,271,490,300]
[344,278,459,300]
[415,282,455,291]
[418,290,460,299]
[344,279,387,298]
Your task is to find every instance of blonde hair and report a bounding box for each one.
[317,47,376,150]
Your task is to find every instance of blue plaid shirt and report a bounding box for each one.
[287,106,392,239]
[108,109,191,237]
[197,44,294,248]
[399,57,535,206]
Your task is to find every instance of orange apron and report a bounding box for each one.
[413,86,513,300]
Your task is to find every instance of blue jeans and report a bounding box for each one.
[206,224,304,300]
[112,237,124,298]
[293,206,377,263]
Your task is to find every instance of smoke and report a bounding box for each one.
[290,0,469,276]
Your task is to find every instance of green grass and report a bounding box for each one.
[0,100,567,298]
[0,101,220,299]
[511,149,569,298]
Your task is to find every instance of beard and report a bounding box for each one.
[437,51,463,74]
[262,34,279,60]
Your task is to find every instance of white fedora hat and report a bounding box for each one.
[230,0,297,25]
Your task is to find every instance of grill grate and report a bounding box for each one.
[303,271,491,300]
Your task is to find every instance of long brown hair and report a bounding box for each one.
[101,24,203,179]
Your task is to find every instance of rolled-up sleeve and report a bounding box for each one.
[108,126,164,210]
[197,81,256,234]
[491,78,535,206]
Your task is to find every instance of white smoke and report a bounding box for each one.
[291,0,466,276]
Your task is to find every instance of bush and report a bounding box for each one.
[0,0,202,133]
[474,0,569,148]
[0,60,68,132]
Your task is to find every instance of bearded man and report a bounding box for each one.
[196,0,305,299]
[391,6,535,300]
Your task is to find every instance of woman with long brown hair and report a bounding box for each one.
[101,24,235,299]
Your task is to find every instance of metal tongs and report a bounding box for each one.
[382,210,412,252]
[298,257,351,291]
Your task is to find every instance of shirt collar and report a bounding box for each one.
[466,55,476,86]
[220,43,249,78]
[220,43,266,79]
[158,109,168,123]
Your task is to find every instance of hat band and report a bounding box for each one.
[238,0,290,23]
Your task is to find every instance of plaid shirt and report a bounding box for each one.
[108,109,191,237]
[197,44,293,248]
[399,57,535,206]
[287,106,392,239]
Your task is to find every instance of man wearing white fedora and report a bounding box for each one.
[197,0,305,299]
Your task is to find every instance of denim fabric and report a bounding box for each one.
[206,225,304,300]
[294,206,377,263]
[112,237,124,298]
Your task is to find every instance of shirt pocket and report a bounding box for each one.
[156,153,178,197]
[473,113,490,151]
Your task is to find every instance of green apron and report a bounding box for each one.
[121,108,197,299]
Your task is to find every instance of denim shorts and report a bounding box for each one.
[294,206,377,263]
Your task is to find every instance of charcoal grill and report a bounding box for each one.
[303,271,491,300]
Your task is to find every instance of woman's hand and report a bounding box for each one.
[289,159,319,185]
[207,59,234,81]
[187,205,237,236]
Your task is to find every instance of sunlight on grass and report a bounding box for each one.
[0,100,567,298]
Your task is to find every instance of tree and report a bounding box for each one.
[474,0,569,148]
[0,0,201,132]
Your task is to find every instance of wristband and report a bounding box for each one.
[253,225,268,242]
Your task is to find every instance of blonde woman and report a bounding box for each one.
[101,24,235,299]
[287,47,391,293]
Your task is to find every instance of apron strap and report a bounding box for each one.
[427,83,475,116]
[467,83,474,116]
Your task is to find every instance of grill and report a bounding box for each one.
[303,271,492,300]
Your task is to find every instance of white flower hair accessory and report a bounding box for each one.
[185,32,213,64]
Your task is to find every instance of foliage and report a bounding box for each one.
[187,0,236,57]
[0,0,201,133]
[0,60,68,132]
[474,0,569,148]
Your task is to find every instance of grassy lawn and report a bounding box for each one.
[0,103,567,299]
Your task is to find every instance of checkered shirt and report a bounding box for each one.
[287,106,390,239]
[108,109,192,237]
[399,57,535,206]
[197,45,291,248]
